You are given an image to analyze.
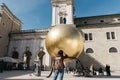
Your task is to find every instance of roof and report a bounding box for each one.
[1,3,22,24]
[75,14,120,20]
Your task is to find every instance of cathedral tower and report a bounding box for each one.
[51,0,74,26]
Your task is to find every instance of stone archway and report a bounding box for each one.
[24,50,32,69]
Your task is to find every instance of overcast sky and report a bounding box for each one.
[0,0,120,30]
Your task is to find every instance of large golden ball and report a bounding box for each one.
[45,24,83,61]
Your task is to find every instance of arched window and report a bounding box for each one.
[86,48,94,54]
[109,47,118,53]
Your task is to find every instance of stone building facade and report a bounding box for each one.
[8,29,51,70]
[75,14,120,71]
[1,0,120,71]
[0,3,22,57]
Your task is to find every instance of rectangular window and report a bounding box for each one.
[84,33,93,41]
[84,33,88,40]
[111,32,115,39]
[106,32,116,40]
[106,32,110,39]
[89,33,92,40]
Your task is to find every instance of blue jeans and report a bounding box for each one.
[53,69,64,80]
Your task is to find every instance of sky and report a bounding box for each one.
[1,0,120,30]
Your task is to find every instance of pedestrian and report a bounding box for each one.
[0,60,4,73]
[65,67,69,74]
[90,64,94,76]
[105,64,111,76]
[84,67,91,77]
[53,50,68,80]
[98,67,104,75]
[23,63,27,70]
[32,63,36,72]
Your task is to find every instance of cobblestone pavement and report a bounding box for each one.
[0,70,120,80]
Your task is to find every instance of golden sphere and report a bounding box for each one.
[45,25,83,61]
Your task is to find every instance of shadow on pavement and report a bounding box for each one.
[5,79,44,80]
[0,70,44,80]
[90,75,120,78]
[74,75,120,79]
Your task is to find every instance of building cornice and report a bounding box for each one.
[77,22,120,29]
[10,28,49,35]
[10,29,48,40]
[51,0,74,5]
[76,14,120,19]
[1,3,22,26]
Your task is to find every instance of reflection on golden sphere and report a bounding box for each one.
[45,25,83,61]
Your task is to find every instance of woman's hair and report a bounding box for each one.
[58,50,63,56]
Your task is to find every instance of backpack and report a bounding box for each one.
[54,56,65,70]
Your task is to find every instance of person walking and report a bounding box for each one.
[90,64,94,76]
[98,67,104,75]
[105,64,111,76]
[32,63,36,72]
[53,50,68,80]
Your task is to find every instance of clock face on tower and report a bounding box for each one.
[60,6,66,12]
